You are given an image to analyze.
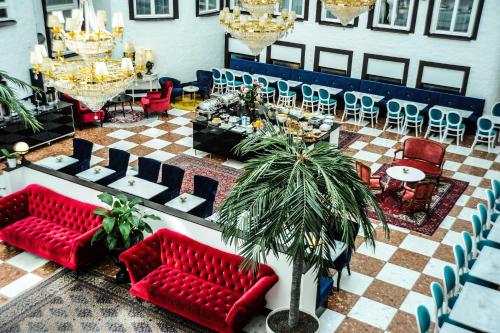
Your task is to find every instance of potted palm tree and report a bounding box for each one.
[217,123,387,332]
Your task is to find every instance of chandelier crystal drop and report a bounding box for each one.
[239,0,280,18]
[320,0,376,26]
[30,0,136,111]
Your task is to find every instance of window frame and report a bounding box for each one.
[424,0,484,40]
[266,40,306,69]
[361,53,410,86]
[0,0,9,22]
[415,60,470,95]
[315,0,358,27]
[128,0,179,20]
[367,0,419,33]
[196,0,223,17]
[273,0,309,21]
[313,46,353,77]
[224,33,260,67]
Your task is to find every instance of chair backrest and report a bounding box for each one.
[196,70,213,86]
[415,305,431,333]
[159,80,173,99]
[344,92,356,106]
[453,244,467,279]
[160,164,185,189]
[477,203,488,228]
[318,88,330,101]
[492,179,500,200]
[212,68,222,81]
[159,76,181,88]
[361,95,374,109]
[405,104,419,117]
[486,189,496,217]
[277,80,289,95]
[446,111,462,127]
[408,181,436,210]
[471,214,482,241]
[72,138,93,161]
[137,157,161,183]
[430,282,446,320]
[387,100,401,114]
[301,84,313,98]
[491,101,500,117]
[193,175,218,202]
[442,265,457,303]
[429,107,444,122]
[477,116,494,133]
[462,231,473,259]
[225,70,235,83]
[257,76,269,88]
[243,73,254,87]
[402,138,446,166]
[108,148,130,173]
[355,161,372,186]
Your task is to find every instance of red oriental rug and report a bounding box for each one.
[339,130,361,149]
[368,164,469,235]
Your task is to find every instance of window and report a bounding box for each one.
[368,0,418,32]
[275,0,308,20]
[266,41,306,69]
[46,0,78,18]
[130,0,179,19]
[425,0,483,39]
[224,34,259,67]
[313,46,353,76]
[362,53,410,85]
[416,61,470,95]
[197,0,222,16]
[0,0,9,21]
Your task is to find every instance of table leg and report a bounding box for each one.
[121,102,126,117]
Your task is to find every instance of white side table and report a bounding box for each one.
[76,166,116,182]
[386,166,426,183]
[35,155,78,170]
[165,193,206,213]
[183,86,200,100]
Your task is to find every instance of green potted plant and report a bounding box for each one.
[1,148,19,169]
[237,81,263,119]
[217,124,387,332]
[91,192,160,283]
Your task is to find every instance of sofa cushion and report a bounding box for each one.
[392,159,442,177]
[131,265,241,325]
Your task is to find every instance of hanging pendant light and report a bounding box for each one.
[320,0,376,26]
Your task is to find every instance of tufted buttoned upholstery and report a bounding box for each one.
[0,184,106,270]
[119,229,279,333]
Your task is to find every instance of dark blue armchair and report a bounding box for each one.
[193,70,213,100]
[97,148,130,186]
[60,138,93,176]
[188,175,218,218]
[137,157,161,183]
[159,76,183,101]
[151,164,185,204]
[316,277,334,310]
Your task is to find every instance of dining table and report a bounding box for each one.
[434,105,474,119]
[468,245,500,286]
[311,84,343,96]
[76,166,116,182]
[390,98,428,111]
[165,193,206,213]
[221,68,247,78]
[108,176,168,200]
[486,221,500,243]
[350,91,385,103]
[35,155,78,171]
[439,323,474,333]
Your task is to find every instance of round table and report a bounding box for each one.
[183,86,199,100]
[108,94,133,118]
[386,166,426,183]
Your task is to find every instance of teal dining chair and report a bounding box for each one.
[277,80,296,107]
[257,76,275,103]
[477,203,491,236]
[442,265,459,312]
[382,100,404,134]
[225,70,243,92]
[359,95,379,127]
[403,103,424,136]
[443,111,465,146]
[430,282,451,328]
[424,107,446,141]
[211,68,226,94]
[491,101,500,142]
[242,73,254,88]
[471,214,500,251]
[491,179,500,205]
[317,88,337,116]
[415,305,431,333]
[461,231,477,269]
[453,243,496,288]
[301,84,319,112]
[342,92,360,123]
[486,189,499,223]
[471,116,496,153]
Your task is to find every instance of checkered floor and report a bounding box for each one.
[1,106,499,333]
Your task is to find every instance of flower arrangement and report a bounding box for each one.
[237,81,263,118]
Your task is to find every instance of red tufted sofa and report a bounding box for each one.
[0,184,106,270]
[392,138,446,180]
[119,228,279,333]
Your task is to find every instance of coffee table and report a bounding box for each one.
[165,193,206,213]
[385,166,426,207]
[183,86,199,100]
[76,166,116,182]
[108,94,133,117]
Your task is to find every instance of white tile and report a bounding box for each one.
[145,150,175,162]
[399,234,439,257]
[7,252,49,272]
[139,128,168,138]
[440,216,457,230]
[371,137,397,148]
[455,194,470,207]
[376,263,420,289]
[242,315,267,333]
[387,223,410,234]
[442,230,463,246]
[357,240,397,261]
[453,173,482,187]
[333,269,373,296]
[171,126,193,136]
[90,155,104,167]
[463,156,493,169]
[457,207,477,221]
[387,127,409,136]
[475,144,500,154]
[92,143,104,152]
[183,148,209,158]
[129,154,139,163]
[142,138,171,149]
[358,127,383,137]
[146,119,165,127]
[348,297,397,330]
[353,151,381,163]
[371,163,383,174]
[168,116,192,126]
[485,170,500,180]
[350,141,368,150]
[384,148,396,157]
[423,258,450,279]
[175,137,193,147]
[168,108,190,116]
[443,160,461,172]
[400,291,434,321]
[446,145,471,156]
[0,273,43,298]
[108,140,138,151]
[107,129,135,140]
[471,187,488,200]
[222,159,245,169]
[319,310,345,333]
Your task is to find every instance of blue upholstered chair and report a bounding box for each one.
[97,148,130,186]
[403,103,424,137]
[492,101,500,142]
[430,282,450,328]
[415,305,431,333]
[60,138,94,176]
[486,189,499,223]
[359,95,379,127]
[316,277,333,309]
[443,111,465,146]
[211,68,226,94]
[342,92,360,123]
[277,80,296,107]
[461,231,477,269]
[470,214,500,252]
[471,116,496,153]
[243,73,254,88]
[383,100,404,134]
[301,84,319,112]
[151,164,185,204]
[188,175,219,218]
[453,243,496,288]
[193,70,213,100]
[225,70,243,92]
[159,76,183,100]
[492,179,500,207]
[317,88,337,116]
[424,107,446,141]
[257,76,275,103]
[477,203,491,237]
[137,157,161,183]
[442,265,459,312]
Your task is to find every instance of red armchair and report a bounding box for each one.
[356,161,383,191]
[141,80,173,117]
[392,138,445,181]
[0,184,106,270]
[402,181,437,215]
[61,93,105,130]
[119,228,278,333]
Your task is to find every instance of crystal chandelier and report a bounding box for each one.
[219,2,296,56]
[320,0,376,26]
[30,0,136,111]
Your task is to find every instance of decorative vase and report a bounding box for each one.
[7,158,17,169]
[266,307,320,333]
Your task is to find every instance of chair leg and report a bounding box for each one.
[336,270,342,291]
[347,265,351,276]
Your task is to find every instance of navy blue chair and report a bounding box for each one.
[159,76,183,100]
[137,157,161,183]
[97,148,130,186]
[193,70,213,100]
[151,164,185,204]
[60,138,93,176]
[188,175,219,218]
[330,221,359,291]
[316,277,334,310]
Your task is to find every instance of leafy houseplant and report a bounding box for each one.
[1,148,19,169]
[91,192,160,283]
[217,124,387,332]
[0,70,43,132]
[237,81,263,118]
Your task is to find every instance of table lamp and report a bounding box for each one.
[13,141,29,164]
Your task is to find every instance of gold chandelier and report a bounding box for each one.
[30,0,137,111]
[219,1,296,56]
[320,0,376,26]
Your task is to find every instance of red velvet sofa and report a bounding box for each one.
[0,184,105,270]
[392,138,446,179]
[61,93,105,130]
[119,229,279,333]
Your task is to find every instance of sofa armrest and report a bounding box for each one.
[70,224,107,269]
[393,148,403,161]
[0,189,29,229]
[226,274,279,328]
[119,233,163,284]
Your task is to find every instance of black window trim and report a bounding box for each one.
[415,60,470,96]
[196,0,224,17]
[128,0,179,21]
[361,53,410,86]
[366,0,420,34]
[266,40,306,69]
[313,46,353,77]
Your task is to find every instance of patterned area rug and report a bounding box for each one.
[167,154,241,208]
[339,130,361,149]
[368,164,469,235]
[103,107,159,128]
[0,270,209,333]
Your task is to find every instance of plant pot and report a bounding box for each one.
[266,307,319,333]
[110,249,130,285]
[7,158,17,169]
